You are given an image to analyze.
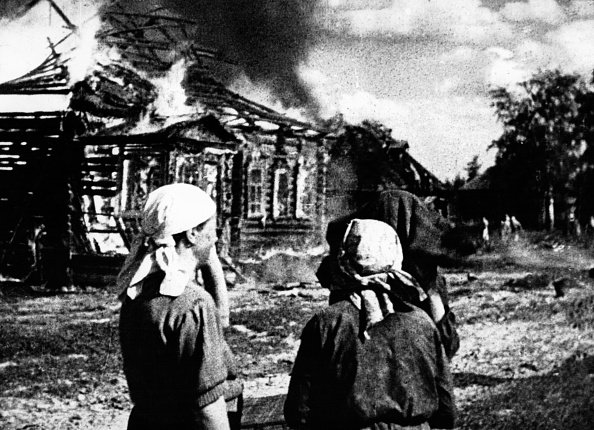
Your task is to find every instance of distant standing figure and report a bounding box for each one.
[500,214,512,241]
[511,216,522,241]
[585,216,594,248]
[566,206,581,238]
[482,217,490,245]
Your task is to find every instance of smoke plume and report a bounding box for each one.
[160,0,323,113]
[3,1,326,116]
[0,1,25,19]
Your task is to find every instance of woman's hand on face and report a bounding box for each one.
[427,288,446,322]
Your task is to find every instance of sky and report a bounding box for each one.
[294,0,594,179]
[1,0,594,180]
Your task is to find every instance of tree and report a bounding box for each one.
[489,69,591,229]
[465,155,481,181]
[575,71,594,223]
[444,173,466,191]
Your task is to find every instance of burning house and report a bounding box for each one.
[0,1,330,286]
[0,1,443,288]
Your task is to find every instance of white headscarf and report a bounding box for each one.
[116,183,216,300]
[338,218,427,339]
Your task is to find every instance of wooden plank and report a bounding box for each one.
[0,112,65,118]
[47,0,77,29]
[103,35,177,51]
[84,156,119,164]
[81,179,118,188]
[240,394,287,429]
[98,23,182,39]
[81,165,119,174]
[81,187,119,197]
[0,117,63,133]
[106,11,199,25]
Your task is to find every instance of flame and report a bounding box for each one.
[68,14,102,84]
[151,59,199,118]
[0,3,63,84]
[128,111,159,135]
[0,0,102,86]
[129,60,204,134]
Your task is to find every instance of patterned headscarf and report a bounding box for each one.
[116,183,216,300]
[337,219,427,339]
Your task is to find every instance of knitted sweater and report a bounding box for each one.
[119,272,227,429]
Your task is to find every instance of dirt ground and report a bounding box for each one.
[1,235,594,429]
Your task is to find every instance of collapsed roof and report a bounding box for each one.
[0,0,442,191]
[0,0,321,137]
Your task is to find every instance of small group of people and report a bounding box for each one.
[500,214,522,242]
[481,214,523,248]
[117,183,460,430]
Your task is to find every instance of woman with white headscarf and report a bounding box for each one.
[284,219,456,430]
[117,183,232,430]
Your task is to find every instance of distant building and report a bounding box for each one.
[326,122,446,221]
[456,167,503,223]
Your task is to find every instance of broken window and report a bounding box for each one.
[121,154,164,212]
[202,163,218,201]
[296,163,316,219]
[174,154,202,186]
[273,167,291,218]
[247,167,265,218]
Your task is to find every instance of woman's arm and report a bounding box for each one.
[201,246,230,328]
[423,275,460,359]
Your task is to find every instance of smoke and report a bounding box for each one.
[0,1,104,84]
[0,0,41,20]
[2,1,327,116]
[160,0,323,113]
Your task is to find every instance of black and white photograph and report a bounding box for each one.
[0,1,593,429]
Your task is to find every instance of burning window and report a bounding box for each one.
[174,154,202,186]
[296,163,316,219]
[202,163,218,202]
[247,167,265,217]
[122,154,164,212]
[273,167,291,219]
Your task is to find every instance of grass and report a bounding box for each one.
[0,290,124,409]
[226,294,327,377]
[456,350,594,430]
[1,232,594,429]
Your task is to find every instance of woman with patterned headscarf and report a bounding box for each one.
[318,189,461,359]
[284,219,456,430]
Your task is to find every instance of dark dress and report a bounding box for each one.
[119,272,228,430]
[318,189,461,359]
[284,300,456,430]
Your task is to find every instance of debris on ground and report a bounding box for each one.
[2,232,594,429]
[504,273,551,291]
[552,277,579,298]
[466,272,479,282]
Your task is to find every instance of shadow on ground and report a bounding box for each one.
[456,353,594,429]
